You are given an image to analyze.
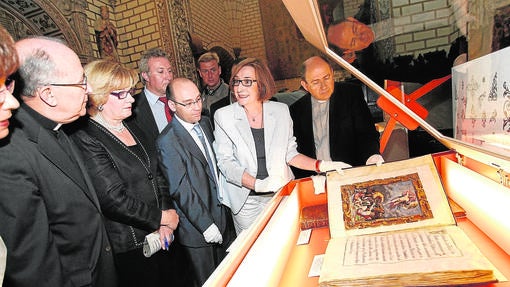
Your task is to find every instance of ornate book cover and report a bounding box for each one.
[319,154,505,287]
[300,203,329,230]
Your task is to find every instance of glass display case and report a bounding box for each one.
[205,1,510,286]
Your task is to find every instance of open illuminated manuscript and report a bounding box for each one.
[320,155,504,287]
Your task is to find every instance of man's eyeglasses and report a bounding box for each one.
[110,88,135,99]
[170,96,203,109]
[232,79,257,87]
[49,75,87,90]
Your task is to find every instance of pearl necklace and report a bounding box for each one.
[92,113,125,133]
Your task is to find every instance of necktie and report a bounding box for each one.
[192,124,217,186]
[158,97,173,123]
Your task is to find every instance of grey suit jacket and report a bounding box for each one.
[156,116,234,248]
[213,101,299,214]
[0,106,116,287]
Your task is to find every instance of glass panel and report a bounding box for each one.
[282,0,510,171]
[318,0,464,130]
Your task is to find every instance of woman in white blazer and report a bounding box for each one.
[213,58,348,234]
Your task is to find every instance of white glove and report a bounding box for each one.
[203,223,223,244]
[254,176,285,193]
[366,154,385,166]
[319,160,352,174]
[311,175,326,195]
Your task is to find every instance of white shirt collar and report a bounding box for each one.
[174,114,197,133]
[144,87,164,105]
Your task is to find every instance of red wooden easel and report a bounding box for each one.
[377,75,452,153]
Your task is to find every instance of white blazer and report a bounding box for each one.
[213,101,299,214]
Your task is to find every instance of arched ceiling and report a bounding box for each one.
[0,0,94,63]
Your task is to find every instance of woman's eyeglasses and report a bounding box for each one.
[5,76,14,92]
[232,79,257,87]
[110,88,135,99]
[0,76,15,104]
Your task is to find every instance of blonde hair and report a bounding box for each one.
[197,51,220,66]
[84,59,138,116]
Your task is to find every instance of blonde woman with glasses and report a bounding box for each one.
[71,59,179,286]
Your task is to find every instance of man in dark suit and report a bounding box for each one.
[156,78,235,286]
[290,56,383,179]
[127,47,174,142]
[126,48,192,286]
[0,36,116,286]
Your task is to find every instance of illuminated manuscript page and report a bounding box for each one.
[320,155,503,286]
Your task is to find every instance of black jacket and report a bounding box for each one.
[127,90,160,144]
[290,81,380,178]
[71,118,171,253]
[0,106,116,287]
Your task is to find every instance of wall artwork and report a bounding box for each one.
[452,46,510,157]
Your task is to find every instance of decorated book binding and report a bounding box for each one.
[319,154,505,287]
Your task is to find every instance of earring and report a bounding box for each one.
[98,105,104,111]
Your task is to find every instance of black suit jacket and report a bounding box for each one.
[128,90,160,144]
[290,81,380,178]
[0,106,116,287]
[156,116,235,248]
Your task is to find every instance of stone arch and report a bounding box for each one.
[0,0,94,64]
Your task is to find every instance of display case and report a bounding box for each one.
[205,0,510,286]
[205,170,510,286]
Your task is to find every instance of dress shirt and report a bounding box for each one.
[311,97,332,161]
[174,116,218,180]
[143,88,169,132]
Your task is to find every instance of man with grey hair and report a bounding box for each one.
[128,47,174,142]
[0,36,117,286]
[197,51,230,121]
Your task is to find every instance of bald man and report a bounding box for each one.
[0,36,116,286]
[290,56,383,178]
[156,78,235,286]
